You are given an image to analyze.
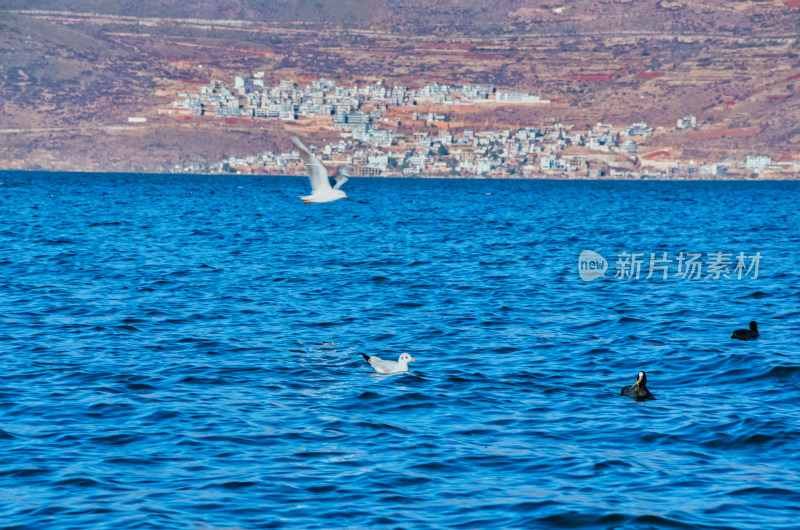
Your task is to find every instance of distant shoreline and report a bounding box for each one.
[1,169,795,182]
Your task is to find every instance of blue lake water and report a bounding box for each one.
[1,171,799,529]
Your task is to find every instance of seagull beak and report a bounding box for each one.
[304,200,313,204]
[409,358,416,362]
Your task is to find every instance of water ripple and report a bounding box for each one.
[0,172,799,529]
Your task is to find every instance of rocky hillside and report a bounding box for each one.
[1,1,799,172]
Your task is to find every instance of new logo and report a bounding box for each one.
[578,250,608,281]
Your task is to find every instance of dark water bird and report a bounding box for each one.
[732,321,758,341]
[620,371,654,400]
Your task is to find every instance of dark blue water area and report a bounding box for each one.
[1,171,799,529]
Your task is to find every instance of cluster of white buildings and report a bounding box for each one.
[196,119,797,180]
[170,75,547,148]
[167,76,796,179]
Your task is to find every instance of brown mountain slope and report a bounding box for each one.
[1,2,799,172]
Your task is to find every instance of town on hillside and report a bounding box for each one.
[166,75,797,179]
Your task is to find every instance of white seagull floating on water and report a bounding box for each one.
[291,137,350,203]
[361,352,416,374]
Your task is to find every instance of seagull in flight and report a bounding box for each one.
[291,137,350,203]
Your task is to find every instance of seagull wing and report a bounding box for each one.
[371,358,400,373]
[292,137,332,194]
[333,166,349,190]
[361,353,400,373]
